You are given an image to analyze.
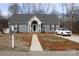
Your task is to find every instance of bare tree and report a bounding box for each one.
[63,3,79,32]
[67,3,75,32]
[31,3,45,14]
[8,3,20,15]
[32,4,36,14]
[51,3,56,13]
[64,3,70,29]
[0,10,2,19]
[38,3,41,12]
[50,3,58,15]
[27,4,31,14]
[20,3,45,14]
[46,3,50,14]
[20,3,25,14]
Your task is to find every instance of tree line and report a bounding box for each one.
[60,3,79,33]
[0,3,79,33]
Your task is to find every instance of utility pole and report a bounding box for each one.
[71,3,74,32]
[61,4,65,28]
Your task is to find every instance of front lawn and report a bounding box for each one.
[38,34,79,51]
[0,33,32,52]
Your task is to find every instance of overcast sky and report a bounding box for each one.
[0,3,78,16]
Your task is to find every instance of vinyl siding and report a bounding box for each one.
[9,24,19,33]
[9,24,59,33]
[41,24,59,32]
[41,24,50,32]
[51,24,55,32]
[19,24,28,32]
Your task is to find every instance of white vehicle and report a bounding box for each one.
[55,28,72,36]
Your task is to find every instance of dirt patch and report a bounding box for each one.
[0,33,32,52]
[38,34,79,51]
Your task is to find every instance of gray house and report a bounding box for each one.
[8,14,60,33]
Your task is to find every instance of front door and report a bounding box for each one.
[32,24,37,32]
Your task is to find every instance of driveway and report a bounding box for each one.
[54,34,79,43]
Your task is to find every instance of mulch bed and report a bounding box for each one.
[38,34,79,51]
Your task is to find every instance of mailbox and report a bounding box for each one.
[10,25,15,35]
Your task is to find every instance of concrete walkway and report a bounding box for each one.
[54,34,79,43]
[30,34,43,51]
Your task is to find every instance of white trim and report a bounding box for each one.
[12,25,14,31]
[27,15,42,25]
[27,15,42,32]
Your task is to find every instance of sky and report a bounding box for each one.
[0,3,71,16]
[0,3,10,16]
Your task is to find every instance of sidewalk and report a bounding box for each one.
[0,51,79,56]
[30,34,43,51]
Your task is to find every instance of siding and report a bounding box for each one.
[51,24,55,32]
[56,25,59,29]
[9,24,59,33]
[41,24,50,32]
[41,24,59,32]
[19,24,28,32]
[9,24,18,33]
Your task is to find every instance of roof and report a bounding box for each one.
[9,14,59,24]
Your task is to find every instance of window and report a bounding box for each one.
[14,25,17,30]
[51,25,54,29]
[56,25,59,29]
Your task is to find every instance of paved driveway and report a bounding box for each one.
[54,34,79,43]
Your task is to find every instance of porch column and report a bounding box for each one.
[28,24,31,32]
[40,24,41,32]
[37,24,39,32]
[38,24,41,32]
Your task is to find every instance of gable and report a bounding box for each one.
[27,15,42,24]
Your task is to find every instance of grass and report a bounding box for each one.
[38,34,79,51]
[0,33,32,52]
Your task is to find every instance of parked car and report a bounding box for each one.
[55,28,72,36]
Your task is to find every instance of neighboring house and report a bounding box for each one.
[3,28,9,33]
[8,14,60,33]
[0,19,9,33]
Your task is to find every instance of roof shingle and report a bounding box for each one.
[9,14,59,24]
